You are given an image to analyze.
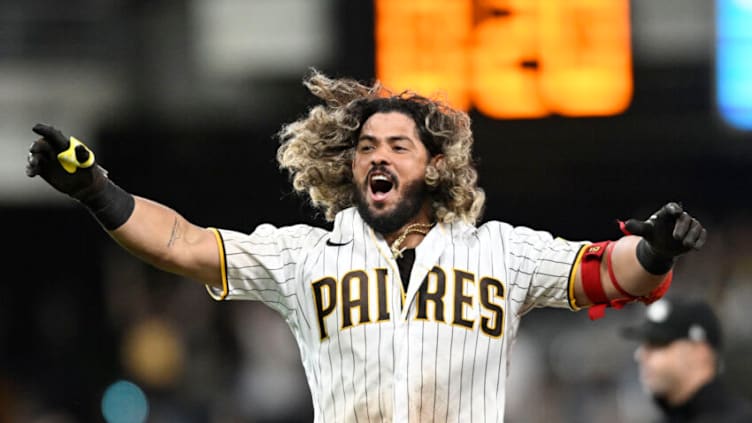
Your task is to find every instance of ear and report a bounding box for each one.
[430,153,445,169]
[425,154,445,189]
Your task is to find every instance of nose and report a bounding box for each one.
[370,144,391,166]
[634,344,652,363]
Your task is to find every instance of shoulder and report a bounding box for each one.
[720,385,752,420]
[328,207,369,243]
[218,222,329,250]
[278,224,330,247]
[443,220,535,250]
[694,378,752,422]
[474,220,552,243]
[475,220,513,236]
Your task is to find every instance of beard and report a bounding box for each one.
[354,178,429,235]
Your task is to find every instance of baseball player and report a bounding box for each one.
[26,70,707,422]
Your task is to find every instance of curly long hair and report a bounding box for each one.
[276,69,485,224]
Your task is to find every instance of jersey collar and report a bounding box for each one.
[328,207,360,244]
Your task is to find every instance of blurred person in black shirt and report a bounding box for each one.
[622,297,752,423]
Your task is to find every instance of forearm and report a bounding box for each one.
[108,196,221,286]
[572,203,705,317]
[604,235,667,298]
[573,235,667,308]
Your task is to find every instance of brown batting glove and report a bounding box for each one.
[26,123,134,230]
[621,202,707,274]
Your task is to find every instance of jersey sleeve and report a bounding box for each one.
[205,223,325,317]
[505,225,589,313]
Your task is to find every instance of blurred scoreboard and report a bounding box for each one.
[375,0,633,119]
[375,0,752,131]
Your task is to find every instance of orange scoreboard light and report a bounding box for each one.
[375,0,633,119]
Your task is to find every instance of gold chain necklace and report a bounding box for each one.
[390,223,434,259]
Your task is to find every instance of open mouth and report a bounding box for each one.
[368,172,395,201]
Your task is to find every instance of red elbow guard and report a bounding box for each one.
[580,240,673,320]
[642,270,673,304]
[580,241,611,306]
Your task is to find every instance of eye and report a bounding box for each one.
[392,142,409,152]
[357,143,374,152]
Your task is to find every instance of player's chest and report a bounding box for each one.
[307,261,508,344]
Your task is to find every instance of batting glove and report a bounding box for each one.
[26,123,134,230]
[26,123,109,200]
[621,202,707,274]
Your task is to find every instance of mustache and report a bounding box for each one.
[365,165,398,186]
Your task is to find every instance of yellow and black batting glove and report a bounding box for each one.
[26,123,135,230]
[26,123,108,201]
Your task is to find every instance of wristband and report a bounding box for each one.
[635,239,675,275]
[79,180,135,230]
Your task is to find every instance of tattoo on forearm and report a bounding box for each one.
[167,217,181,247]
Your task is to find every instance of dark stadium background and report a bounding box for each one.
[2,1,751,422]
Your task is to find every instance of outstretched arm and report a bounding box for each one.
[26,123,222,287]
[572,202,707,318]
[110,197,221,287]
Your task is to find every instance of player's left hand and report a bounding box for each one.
[622,202,707,274]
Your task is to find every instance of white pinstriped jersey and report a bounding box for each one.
[207,207,589,422]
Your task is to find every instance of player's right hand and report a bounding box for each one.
[26,123,108,201]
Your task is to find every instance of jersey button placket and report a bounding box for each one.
[392,314,410,422]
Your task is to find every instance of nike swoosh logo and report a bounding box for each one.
[326,239,352,247]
